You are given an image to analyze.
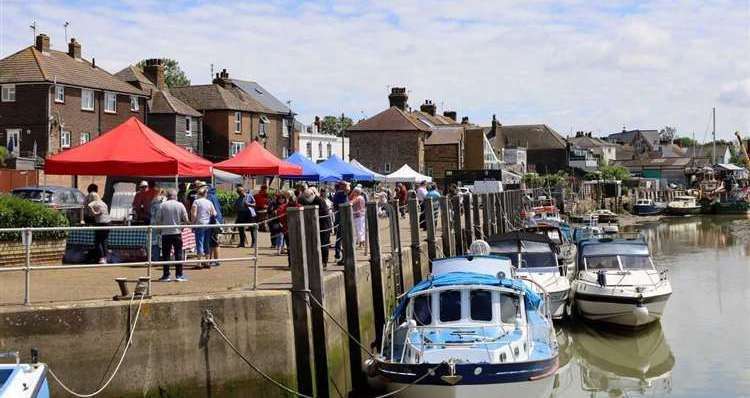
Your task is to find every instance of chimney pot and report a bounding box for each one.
[443,111,457,121]
[67,38,81,59]
[388,87,408,111]
[419,99,437,116]
[35,33,50,53]
[461,116,469,125]
[142,58,166,89]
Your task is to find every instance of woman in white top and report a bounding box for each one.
[191,187,216,264]
[87,192,111,264]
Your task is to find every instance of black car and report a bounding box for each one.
[12,186,86,224]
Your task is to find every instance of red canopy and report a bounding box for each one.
[44,117,213,177]
[214,141,302,176]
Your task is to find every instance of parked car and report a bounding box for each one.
[11,186,85,224]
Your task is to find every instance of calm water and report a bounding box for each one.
[553,216,750,398]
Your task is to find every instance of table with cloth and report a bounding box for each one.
[65,227,196,262]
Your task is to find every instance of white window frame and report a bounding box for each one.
[6,128,21,156]
[230,141,245,156]
[282,146,288,158]
[80,132,91,145]
[318,142,323,158]
[384,162,391,173]
[54,85,65,103]
[81,89,94,111]
[234,112,242,133]
[1,84,16,102]
[306,142,313,158]
[60,130,71,149]
[185,116,192,136]
[282,119,289,138]
[130,96,139,112]
[104,92,116,113]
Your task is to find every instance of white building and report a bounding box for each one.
[502,147,527,174]
[294,121,350,162]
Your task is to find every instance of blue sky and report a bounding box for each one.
[1,0,748,140]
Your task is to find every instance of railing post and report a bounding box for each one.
[388,199,404,296]
[488,193,497,236]
[339,202,365,392]
[146,226,152,296]
[366,202,386,349]
[407,197,423,285]
[439,196,454,257]
[463,193,474,244]
[253,224,259,289]
[452,195,464,255]
[23,229,31,305]
[424,198,437,262]
[286,207,314,395]
[303,205,329,398]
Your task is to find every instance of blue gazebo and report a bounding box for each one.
[319,154,375,181]
[282,152,342,182]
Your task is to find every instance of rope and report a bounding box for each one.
[306,293,376,358]
[48,294,145,397]
[373,362,446,398]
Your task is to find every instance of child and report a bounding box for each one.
[270,195,287,255]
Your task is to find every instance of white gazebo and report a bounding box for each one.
[350,159,387,182]
[386,164,433,183]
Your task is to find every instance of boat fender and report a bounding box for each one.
[597,270,607,287]
[364,358,378,378]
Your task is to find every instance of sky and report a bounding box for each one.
[1,0,748,141]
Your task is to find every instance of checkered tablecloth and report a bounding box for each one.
[67,227,196,252]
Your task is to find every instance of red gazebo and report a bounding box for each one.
[214,141,302,176]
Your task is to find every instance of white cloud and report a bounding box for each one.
[0,0,747,139]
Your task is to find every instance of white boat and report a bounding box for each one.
[521,223,577,276]
[368,253,559,397]
[0,352,50,398]
[487,231,571,319]
[666,195,701,215]
[571,236,672,327]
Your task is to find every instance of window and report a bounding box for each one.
[54,85,64,103]
[230,141,245,156]
[327,143,332,158]
[282,146,289,158]
[1,84,16,102]
[439,290,462,322]
[306,142,313,158]
[412,294,432,326]
[470,290,493,321]
[234,112,242,133]
[60,130,71,148]
[185,117,192,136]
[500,293,519,323]
[80,132,91,145]
[584,255,620,271]
[318,142,323,158]
[81,89,94,111]
[130,96,139,112]
[282,119,289,137]
[384,162,391,173]
[427,167,433,177]
[620,255,653,270]
[104,92,116,113]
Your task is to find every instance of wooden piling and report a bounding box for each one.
[366,202,386,348]
[451,195,464,255]
[439,196,454,257]
[389,199,405,296]
[407,197,423,285]
[471,194,481,240]
[338,202,365,391]
[303,206,329,398]
[481,194,491,239]
[463,192,474,245]
[487,193,497,236]
[424,198,437,261]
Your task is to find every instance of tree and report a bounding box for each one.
[587,164,630,181]
[659,126,676,142]
[673,136,697,148]
[136,58,190,88]
[320,115,353,136]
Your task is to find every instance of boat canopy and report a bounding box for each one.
[580,239,650,257]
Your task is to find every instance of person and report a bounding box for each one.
[184,180,205,212]
[398,183,408,217]
[300,187,332,266]
[207,185,224,267]
[132,180,158,224]
[350,187,367,248]
[87,192,111,264]
[148,189,166,262]
[416,181,428,229]
[155,189,190,282]
[332,182,350,261]
[191,187,217,267]
[235,186,254,248]
[84,183,99,225]
[254,185,269,231]
[375,188,389,217]
[269,194,287,254]
[319,187,335,229]
[425,184,442,226]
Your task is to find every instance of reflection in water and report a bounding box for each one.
[626,216,750,256]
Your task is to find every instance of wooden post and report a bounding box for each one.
[407,197,423,285]
[303,206,329,398]
[487,193,497,236]
[497,192,505,234]
[424,197,437,261]
[286,207,314,395]
[481,194,491,239]
[452,195,464,255]
[338,202,365,391]
[463,193,474,245]
[389,199,405,296]
[366,202,386,348]
[439,196,454,257]
[471,194,481,240]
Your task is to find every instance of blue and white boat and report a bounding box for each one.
[369,252,559,397]
[0,352,50,398]
[631,198,666,216]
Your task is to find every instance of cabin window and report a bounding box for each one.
[500,293,519,323]
[412,294,432,325]
[439,290,462,322]
[620,255,652,270]
[470,290,493,321]
[584,255,620,271]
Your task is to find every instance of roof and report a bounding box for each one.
[149,90,202,117]
[114,65,155,91]
[715,163,745,171]
[568,134,616,148]
[685,143,732,159]
[606,129,659,145]
[347,107,431,133]
[0,46,144,95]
[170,84,272,112]
[613,156,707,168]
[229,79,291,115]
[411,110,461,127]
[214,141,302,176]
[496,124,567,150]
[425,127,464,145]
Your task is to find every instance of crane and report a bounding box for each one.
[734,131,750,168]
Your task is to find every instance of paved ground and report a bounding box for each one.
[0,215,426,309]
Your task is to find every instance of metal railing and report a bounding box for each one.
[0,222,260,305]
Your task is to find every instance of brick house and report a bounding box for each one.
[347,88,431,174]
[0,34,147,163]
[170,69,293,162]
[115,59,203,154]
[492,124,569,174]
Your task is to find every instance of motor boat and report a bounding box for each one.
[571,236,672,327]
[521,224,576,276]
[368,253,559,398]
[590,209,618,224]
[487,231,571,319]
[666,195,701,216]
[631,198,666,216]
[0,351,49,398]
[524,196,565,225]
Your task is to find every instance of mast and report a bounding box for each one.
[712,107,716,164]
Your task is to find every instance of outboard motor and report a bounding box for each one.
[596,270,607,287]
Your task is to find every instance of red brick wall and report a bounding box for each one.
[425,143,459,180]
[0,84,50,156]
[349,131,427,174]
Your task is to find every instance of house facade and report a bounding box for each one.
[0,34,147,163]
[568,132,618,165]
[493,124,568,174]
[295,120,349,162]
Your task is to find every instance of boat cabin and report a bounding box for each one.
[576,238,654,273]
[635,198,654,206]
[487,232,562,271]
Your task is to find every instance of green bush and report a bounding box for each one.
[215,190,239,218]
[0,195,69,241]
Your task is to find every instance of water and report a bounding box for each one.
[553,216,750,398]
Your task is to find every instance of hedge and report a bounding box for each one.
[0,195,69,241]
[216,190,239,218]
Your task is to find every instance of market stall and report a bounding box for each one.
[350,159,387,182]
[214,141,302,176]
[282,152,342,182]
[385,164,432,183]
[319,154,374,181]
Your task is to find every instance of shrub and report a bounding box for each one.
[0,195,69,241]
[215,190,239,218]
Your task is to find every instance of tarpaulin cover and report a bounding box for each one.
[281,152,342,182]
[385,164,433,183]
[44,117,214,177]
[390,271,542,322]
[319,154,374,181]
[214,141,302,176]
[350,159,386,182]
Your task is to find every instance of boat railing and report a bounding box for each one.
[0,351,20,365]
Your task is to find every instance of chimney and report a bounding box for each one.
[461,116,469,125]
[388,87,408,111]
[443,110,457,121]
[67,38,81,59]
[212,69,231,87]
[488,114,499,139]
[420,99,436,116]
[142,58,165,89]
[35,33,50,53]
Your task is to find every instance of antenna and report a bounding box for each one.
[30,21,37,41]
[210,63,214,80]
[63,21,70,43]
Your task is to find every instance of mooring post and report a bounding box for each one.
[463,192,474,245]
[497,192,506,234]
[366,202,386,348]
[424,197,437,262]
[286,207,314,395]
[389,199,405,296]
[451,195,464,255]
[471,194,481,240]
[407,197,423,285]
[488,193,497,236]
[481,194,491,239]
[339,202,365,391]
[439,196,454,257]
[303,206,329,398]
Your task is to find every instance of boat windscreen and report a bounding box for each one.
[620,255,653,270]
[413,294,432,325]
[584,255,620,270]
[439,290,462,322]
[581,242,649,257]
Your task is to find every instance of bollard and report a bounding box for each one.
[339,203,365,391]
[303,206,329,398]
[407,197,423,285]
[366,202,386,348]
[424,198,437,262]
[452,195,464,255]
[439,196,454,257]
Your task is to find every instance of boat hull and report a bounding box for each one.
[665,206,701,216]
[713,201,750,215]
[631,205,663,216]
[574,292,671,327]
